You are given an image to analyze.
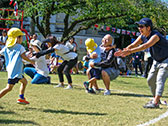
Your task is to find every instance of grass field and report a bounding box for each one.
[0,71,168,126]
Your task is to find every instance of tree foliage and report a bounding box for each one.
[18,0,168,41]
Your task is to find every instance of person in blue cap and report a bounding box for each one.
[115,18,168,108]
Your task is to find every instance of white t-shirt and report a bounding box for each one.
[30,56,49,77]
[53,44,77,61]
[65,42,74,51]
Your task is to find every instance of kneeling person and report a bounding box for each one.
[24,40,50,84]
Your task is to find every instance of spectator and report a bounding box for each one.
[115,18,168,108]
[130,51,143,76]
[30,33,38,43]
[143,49,153,78]
[0,30,8,70]
[24,40,50,84]
[82,56,89,74]
[49,52,59,74]
[0,30,8,50]
[83,38,101,94]
[36,36,78,89]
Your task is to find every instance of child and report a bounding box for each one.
[24,40,50,84]
[0,27,34,105]
[82,56,89,74]
[83,38,101,94]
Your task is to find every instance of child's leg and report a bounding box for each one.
[0,84,14,98]
[17,77,30,104]
[88,77,97,88]
[19,77,28,97]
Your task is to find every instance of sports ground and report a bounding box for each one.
[0,72,168,126]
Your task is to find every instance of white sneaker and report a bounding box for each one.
[54,84,64,88]
[104,90,111,95]
[64,85,73,90]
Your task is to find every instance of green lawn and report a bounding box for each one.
[0,72,168,126]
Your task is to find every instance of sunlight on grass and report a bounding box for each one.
[0,72,168,126]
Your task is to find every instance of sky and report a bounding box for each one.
[161,0,168,3]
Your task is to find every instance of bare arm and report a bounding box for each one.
[129,35,159,54]
[115,35,160,57]
[21,52,35,65]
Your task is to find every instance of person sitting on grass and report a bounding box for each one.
[0,27,34,105]
[83,38,101,94]
[24,40,50,84]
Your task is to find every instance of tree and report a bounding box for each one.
[18,0,168,42]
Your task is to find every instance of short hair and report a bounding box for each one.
[2,30,7,34]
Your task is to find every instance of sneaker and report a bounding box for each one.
[47,76,51,84]
[54,84,64,88]
[64,85,73,90]
[93,88,101,94]
[88,88,96,94]
[83,81,89,91]
[143,102,159,108]
[104,90,111,95]
[147,99,161,104]
[17,98,29,105]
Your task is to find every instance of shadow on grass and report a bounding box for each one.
[43,109,107,116]
[0,110,15,114]
[111,92,168,98]
[0,119,39,125]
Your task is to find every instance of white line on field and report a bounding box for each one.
[137,110,168,126]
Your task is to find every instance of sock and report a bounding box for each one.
[89,88,93,90]
[19,94,24,99]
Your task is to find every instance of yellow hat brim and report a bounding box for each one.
[6,37,17,47]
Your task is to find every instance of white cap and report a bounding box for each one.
[30,40,42,50]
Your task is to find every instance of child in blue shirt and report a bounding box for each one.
[0,28,34,105]
[83,38,101,94]
[83,56,89,74]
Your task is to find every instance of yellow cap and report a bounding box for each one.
[6,28,25,47]
[85,38,97,53]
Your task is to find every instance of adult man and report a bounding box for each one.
[90,34,120,95]
[115,18,168,108]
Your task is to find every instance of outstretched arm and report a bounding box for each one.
[21,52,35,65]
[115,35,160,57]
[36,48,55,58]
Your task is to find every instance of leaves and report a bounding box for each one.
[16,0,168,40]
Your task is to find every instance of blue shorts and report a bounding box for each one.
[89,68,101,79]
[8,77,23,85]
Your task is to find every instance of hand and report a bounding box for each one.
[90,52,97,59]
[114,49,123,57]
[120,49,132,57]
[89,62,94,68]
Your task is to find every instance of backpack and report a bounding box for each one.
[116,57,127,73]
